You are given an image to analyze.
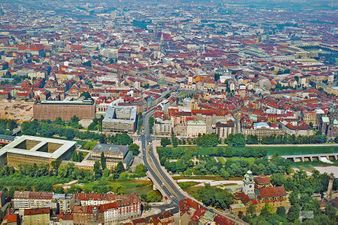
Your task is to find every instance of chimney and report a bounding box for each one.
[326,173,334,200]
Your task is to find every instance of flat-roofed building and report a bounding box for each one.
[102,106,137,133]
[91,144,133,169]
[0,135,76,167]
[33,99,95,121]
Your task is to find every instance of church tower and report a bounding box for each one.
[243,170,255,199]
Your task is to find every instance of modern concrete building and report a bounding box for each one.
[0,135,76,167]
[33,99,95,121]
[102,106,137,133]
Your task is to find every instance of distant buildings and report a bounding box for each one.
[91,144,134,169]
[102,106,137,133]
[0,135,76,167]
[33,100,95,121]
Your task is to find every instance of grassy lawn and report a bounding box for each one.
[182,186,204,199]
[216,157,226,164]
[0,175,72,192]
[178,181,199,190]
[253,146,338,156]
[225,157,256,164]
[173,175,225,181]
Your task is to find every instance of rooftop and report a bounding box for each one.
[0,135,76,160]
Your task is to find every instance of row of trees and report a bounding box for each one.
[161,132,335,149]
[159,145,290,177]
[252,133,328,145]
[158,146,267,161]
[21,120,105,142]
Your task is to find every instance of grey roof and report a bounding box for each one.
[93,144,129,157]
[103,106,137,124]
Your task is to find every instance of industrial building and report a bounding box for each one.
[0,135,76,167]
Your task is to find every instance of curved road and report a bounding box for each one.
[140,91,245,224]
[140,106,185,213]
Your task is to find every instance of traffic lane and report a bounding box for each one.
[143,150,180,204]
[148,148,185,200]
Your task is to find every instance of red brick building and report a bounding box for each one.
[33,100,95,121]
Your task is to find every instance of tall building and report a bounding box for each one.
[33,100,95,121]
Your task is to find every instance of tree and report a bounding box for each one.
[64,129,75,140]
[246,135,258,144]
[93,161,102,179]
[276,207,286,216]
[171,134,179,148]
[112,162,124,179]
[134,164,147,177]
[129,143,140,156]
[100,152,107,170]
[112,133,133,145]
[69,116,80,129]
[161,137,171,147]
[143,190,162,202]
[227,133,246,147]
[196,134,219,147]
[55,117,64,125]
[324,204,336,221]
[149,116,155,134]
[261,204,274,216]
[80,92,92,100]
[287,205,300,222]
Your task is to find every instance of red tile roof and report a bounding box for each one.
[3,214,18,223]
[254,176,271,185]
[257,186,287,199]
[24,207,50,216]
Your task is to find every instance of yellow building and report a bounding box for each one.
[23,208,50,225]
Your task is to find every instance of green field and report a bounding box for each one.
[80,179,158,196]
[252,145,338,156]
[173,175,225,181]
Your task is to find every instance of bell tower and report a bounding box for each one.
[243,170,255,199]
